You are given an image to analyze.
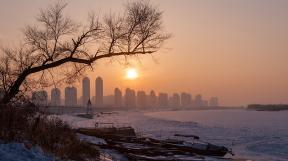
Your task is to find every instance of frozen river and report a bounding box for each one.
[145,109,288,161]
[61,109,288,161]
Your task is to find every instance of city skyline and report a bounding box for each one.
[35,76,219,108]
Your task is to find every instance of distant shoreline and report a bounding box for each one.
[246,104,288,111]
[41,105,288,115]
[41,105,244,115]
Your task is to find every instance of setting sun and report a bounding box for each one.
[126,68,138,80]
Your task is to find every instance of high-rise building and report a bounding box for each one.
[181,92,192,107]
[130,89,136,107]
[114,88,122,107]
[171,93,180,108]
[125,88,136,107]
[125,88,131,107]
[209,97,219,107]
[65,86,77,107]
[51,88,61,106]
[82,77,90,106]
[95,77,103,106]
[148,90,157,108]
[137,90,147,108]
[195,94,203,107]
[32,90,48,106]
[158,93,168,108]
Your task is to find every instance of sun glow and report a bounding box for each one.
[126,68,138,80]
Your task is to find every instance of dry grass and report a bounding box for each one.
[0,104,99,161]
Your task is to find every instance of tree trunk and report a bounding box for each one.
[0,71,29,104]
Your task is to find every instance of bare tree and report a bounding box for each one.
[0,1,170,104]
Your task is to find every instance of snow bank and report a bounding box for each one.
[0,142,56,161]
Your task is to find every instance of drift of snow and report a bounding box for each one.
[0,142,56,161]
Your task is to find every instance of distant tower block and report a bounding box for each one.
[125,88,131,107]
[148,90,157,108]
[65,86,77,107]
[82,77,90,106]
[209,97,219,107]
[125,88,136,108]
[130,89,136,107]
[114,88,122,107]
[195,94,203,107]
[51,88,61,106]
[171,93,180,107]
[158,93,169,108]
[95,77,103,106]
[137,90,147,108]
[181,92,192,107]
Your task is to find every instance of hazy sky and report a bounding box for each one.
[1,0,288,106]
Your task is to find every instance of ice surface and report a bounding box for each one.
[146,110,288,161]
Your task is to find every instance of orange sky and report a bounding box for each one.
[1,0,288,106]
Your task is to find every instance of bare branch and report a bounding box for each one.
[0,0,169,104]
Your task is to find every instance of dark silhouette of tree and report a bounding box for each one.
[0,1,170,104]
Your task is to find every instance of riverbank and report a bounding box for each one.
[57,109,288,161]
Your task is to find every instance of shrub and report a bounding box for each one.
[0,104,99,161]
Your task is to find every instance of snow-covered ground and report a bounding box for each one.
[0,142,56,161]
[59,109,288,161]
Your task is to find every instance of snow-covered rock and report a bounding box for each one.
[77,133,107,145]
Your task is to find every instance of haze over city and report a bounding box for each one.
[31,76,219,109]
[1,0,288,106]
